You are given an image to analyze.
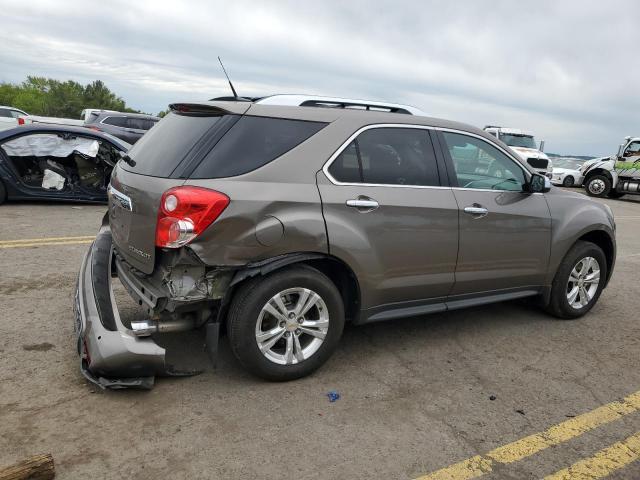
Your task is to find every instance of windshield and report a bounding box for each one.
[553,158,582,170]
[499,133,537,149]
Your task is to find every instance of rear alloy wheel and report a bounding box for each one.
[545,241,607,319]
[227,265,345,381]
[562,176,574,187]
[255,287,330,365]
[585,174,611,197]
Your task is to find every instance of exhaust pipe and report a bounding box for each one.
[131,318,197,337]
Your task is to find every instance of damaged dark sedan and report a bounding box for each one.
[0,125,129,204]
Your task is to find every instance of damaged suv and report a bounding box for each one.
[75,100,616,388]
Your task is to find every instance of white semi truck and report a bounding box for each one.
[483,126,552,178]
[581,136,640,198]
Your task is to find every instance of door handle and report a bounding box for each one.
[346,197,379,211]
[463,205,488,217]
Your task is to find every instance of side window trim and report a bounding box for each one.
[430,129,455,188]
[323,124,446,188]
[435,127,532,190]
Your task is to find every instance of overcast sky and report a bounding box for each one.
[2,0,638,155]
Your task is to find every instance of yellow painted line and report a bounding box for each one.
[0,235,95,244]
[415,390,640,480]
[544,431,640,479]
[0,235,95,249]
[0,239,94,249]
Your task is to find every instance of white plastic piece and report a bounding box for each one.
[42,169,66,190]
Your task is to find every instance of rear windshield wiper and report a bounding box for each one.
[118,151,136,167]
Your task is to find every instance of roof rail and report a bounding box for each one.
[483,125,502,130]
[254,95,425,116]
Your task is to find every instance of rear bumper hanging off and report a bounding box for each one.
[73,226,167,389]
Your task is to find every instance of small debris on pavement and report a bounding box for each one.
[327,391,340,402]
[516,409,525,415]
[489,395,497,401]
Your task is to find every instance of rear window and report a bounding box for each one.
[189,116,327,179]
[122,113,226,177]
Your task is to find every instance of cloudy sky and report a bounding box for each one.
[2,0,638,155]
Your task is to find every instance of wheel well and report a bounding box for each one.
[584,168,612,182]
[303,257,361,322]
[219,254,361,324]
[577,230,614,285]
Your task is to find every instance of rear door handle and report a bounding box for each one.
[346,197,379,212]
[463,205,488,217]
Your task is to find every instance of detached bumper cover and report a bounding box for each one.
[74,227,165,389]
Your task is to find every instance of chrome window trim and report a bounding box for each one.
[322,124,534,192]
[321,123,446,190]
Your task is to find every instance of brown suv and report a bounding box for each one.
[74,100,616,388]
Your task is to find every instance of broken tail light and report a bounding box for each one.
[155,186,229,248]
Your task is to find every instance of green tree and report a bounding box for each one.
[0,77,143,118]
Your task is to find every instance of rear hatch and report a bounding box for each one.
[108,103,249,273]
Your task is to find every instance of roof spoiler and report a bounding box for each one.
[169,103,231,116]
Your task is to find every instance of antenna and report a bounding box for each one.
[218,56,238,99]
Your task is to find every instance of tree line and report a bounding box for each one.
[0,77,148,119]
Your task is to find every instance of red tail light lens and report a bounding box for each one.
[17,117,25,125]
[155,186,229,248]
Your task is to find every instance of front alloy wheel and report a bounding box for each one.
[256,287,329,365]
[545,240,607,319]
[566,257,600,309]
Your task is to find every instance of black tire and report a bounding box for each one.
[562,176,574,187]
[607,190,626,199]
[545,241,607,319]
[0,179,6,205]
[585,174,611,197]
[227,265,345,381]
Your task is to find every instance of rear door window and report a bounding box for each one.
[190,116,327,179]
[328,127,440,186]
[127,118,148,130]
[103,116,127,127]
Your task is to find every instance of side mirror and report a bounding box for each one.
[525,173,551,193]
[539,140,545,152]
[617,144,624,158]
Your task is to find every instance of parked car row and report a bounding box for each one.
[0,105,159,143]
